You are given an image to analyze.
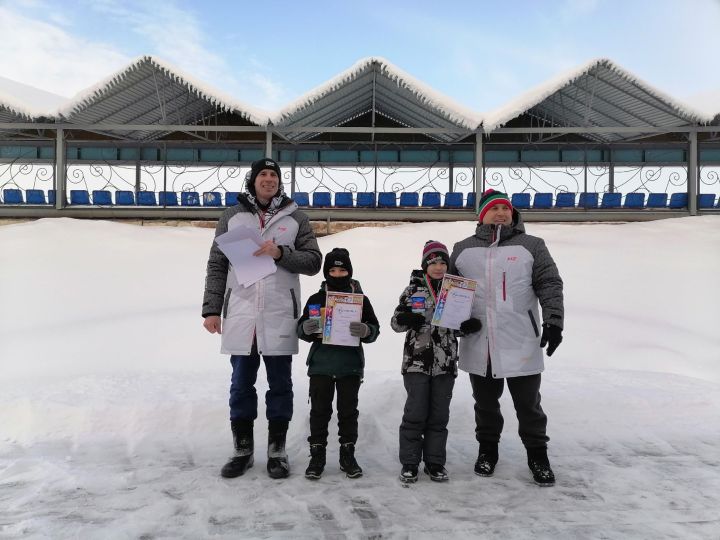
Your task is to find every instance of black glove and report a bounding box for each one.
[460,317,482,334]
[302,318,320,334]
[349,321,370,338]
[540,323,563,356]
[395,311,425,331]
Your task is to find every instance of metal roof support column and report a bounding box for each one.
[54,128,65,210]
[474,132,484,211]
[609,148,615,193]
[688,131,698,216]
[265,128,273,158]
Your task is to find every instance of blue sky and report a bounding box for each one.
[1,0,718,114]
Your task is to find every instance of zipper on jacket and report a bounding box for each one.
[223,288,232,318]
[502,272,506,301]
[290,288,298,319]
[528,310,540,337]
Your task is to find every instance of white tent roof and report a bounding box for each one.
[271,57,480,142]
[56,55,269,140]
[482,58,714,140]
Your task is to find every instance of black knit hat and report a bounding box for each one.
[323,247,353,279]
[421,240,450,272]
[246,158,282,197]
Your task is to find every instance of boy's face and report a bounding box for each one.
[482,203,512,225]
[328,267,349,278]
[426,260,447,279]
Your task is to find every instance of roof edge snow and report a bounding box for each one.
[271,56,481,130]
[482,58,715,133]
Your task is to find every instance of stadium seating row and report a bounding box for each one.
[2,188,719,209]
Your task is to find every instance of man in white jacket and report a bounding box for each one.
[450,189,564,486]
[202,158,321,480]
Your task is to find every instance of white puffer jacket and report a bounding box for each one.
[202,193,321,355]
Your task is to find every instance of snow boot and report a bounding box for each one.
[304,444,326,480]
[339,442,363,478]
[474,442,498,477]
[220,419,254,478]
[267,420,290,479]
[423,463,449,482]
[527,447,555,487]
[399,464,418,483]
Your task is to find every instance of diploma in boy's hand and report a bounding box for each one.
[322,292,364,346]
[431,274,477,330]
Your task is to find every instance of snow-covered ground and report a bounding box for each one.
[1,216,719,539]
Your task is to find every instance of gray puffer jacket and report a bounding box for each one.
[450,210,564,378]
[202,192,321,355]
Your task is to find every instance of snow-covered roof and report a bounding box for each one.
[271,57,480,143]
[57,55,269,140]
[0,90,40,122]
[482,58,714,141]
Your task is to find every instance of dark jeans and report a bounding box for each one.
[229,351,293,422]
[399,372,455,466]
[469,368,549,449]
[307,375,361,446]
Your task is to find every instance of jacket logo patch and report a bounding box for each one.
[278,227,287,233]
[507,256,518,262]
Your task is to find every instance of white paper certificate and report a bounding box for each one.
[322,292,364,347]
[215,226,276,287]
[431,274,477,330]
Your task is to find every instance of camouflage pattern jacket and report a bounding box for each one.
[390,270,459,377]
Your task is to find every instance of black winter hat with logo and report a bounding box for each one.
[246,158,282,197]
[323,248,353,279]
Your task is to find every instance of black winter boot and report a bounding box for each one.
[220,419,254,478]
[267,420,290,479]
[304,444,326,480]
[423,463,449,482]
[339,443,363,478]
[527,447,555,486]
[474,442,498,477]
[399,464,418,483]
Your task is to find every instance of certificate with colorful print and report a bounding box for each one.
[431,274,477,330]
[322,292,364,347]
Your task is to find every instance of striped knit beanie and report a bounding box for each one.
[477,189,512,222]
[422,240,450,271]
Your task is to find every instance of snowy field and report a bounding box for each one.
[1,216,719,539]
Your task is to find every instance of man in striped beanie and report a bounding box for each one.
[477,189,513,225]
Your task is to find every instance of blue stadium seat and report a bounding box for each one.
[48,190,56,205]
[421,192,441,208]
[292,192,310,207]
[623,193,645,209]
[555,192,576,208]
[158,191,178,206]
[3,188,24,204]
[115,190,135,205]
[466,192,476,209]
[334,192,353,208]
[312,192,332,207]
[378,192,397,208]
[578,192,599,208]
[137,191,157,206]
[26,189,46,204]
[533,193,553,209]
[399,192,419,207]
[70,190,90,205]
[92,190,112,205]
[202,192,222,206]
[668,192,688,209]
[646,193,668,208]
[601,193,622,208]
[698,193,716,208]
[181,192,200,206]
[225,192,241,206]
[444,192,463,208]
[356,192,376,208]
[511,193,531,209]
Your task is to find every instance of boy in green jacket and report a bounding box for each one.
[297,248,380,480]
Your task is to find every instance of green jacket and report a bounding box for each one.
[297,280,380,377]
